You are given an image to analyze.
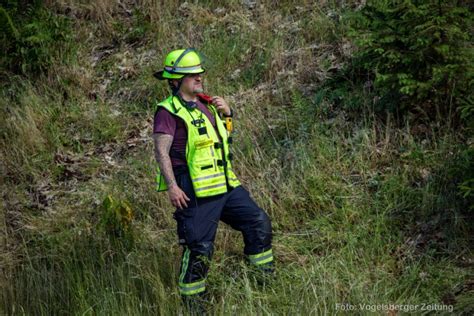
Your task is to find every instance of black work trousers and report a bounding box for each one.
[173,170,273,296]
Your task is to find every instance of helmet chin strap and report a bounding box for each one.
[177,93,198,109]
[169,79,182,96]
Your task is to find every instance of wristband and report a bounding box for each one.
[223,109,233,118]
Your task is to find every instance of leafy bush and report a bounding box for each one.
[100,195,134,240]
[0,1,73,75]
[346,0,473,122]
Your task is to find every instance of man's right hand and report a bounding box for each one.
[153,133,191,209]
[168,184,191,209]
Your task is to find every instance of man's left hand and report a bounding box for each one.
[212,96,231,116]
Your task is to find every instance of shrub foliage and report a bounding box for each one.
[0,0,73,75]
[347,0,473,121]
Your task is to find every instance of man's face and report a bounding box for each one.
[179,73,204,95]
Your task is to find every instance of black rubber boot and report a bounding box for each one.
[182,292,208,315]
[252,262,275,286]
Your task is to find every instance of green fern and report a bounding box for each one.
[0,6,19,40]
[0,4,73,75]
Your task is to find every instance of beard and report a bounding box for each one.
[193,86,204,94]
[193,81,204,94]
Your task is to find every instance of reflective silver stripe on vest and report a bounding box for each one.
[192,172,225,183]
[195,183,226,192]
[165,65,203,72]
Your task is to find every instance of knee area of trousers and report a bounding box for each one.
[256,210,272,231]
[189,241,214,258]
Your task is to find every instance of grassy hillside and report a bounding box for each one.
[1,1,473,314]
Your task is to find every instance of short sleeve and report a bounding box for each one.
[153,107,176,136]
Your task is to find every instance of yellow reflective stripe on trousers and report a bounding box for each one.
[179,248,190,285]
[179,279,206,295]
[249,249,273,265]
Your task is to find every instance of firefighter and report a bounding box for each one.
[152,48,274,304]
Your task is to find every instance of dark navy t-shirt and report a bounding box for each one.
[153,99,217,167]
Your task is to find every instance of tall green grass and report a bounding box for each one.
[1,1,472,315]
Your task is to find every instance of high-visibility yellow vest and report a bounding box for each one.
[155,96,241,197]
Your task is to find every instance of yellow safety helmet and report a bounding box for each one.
[153,48,205,80]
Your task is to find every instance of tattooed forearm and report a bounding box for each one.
[153,133,177,187]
